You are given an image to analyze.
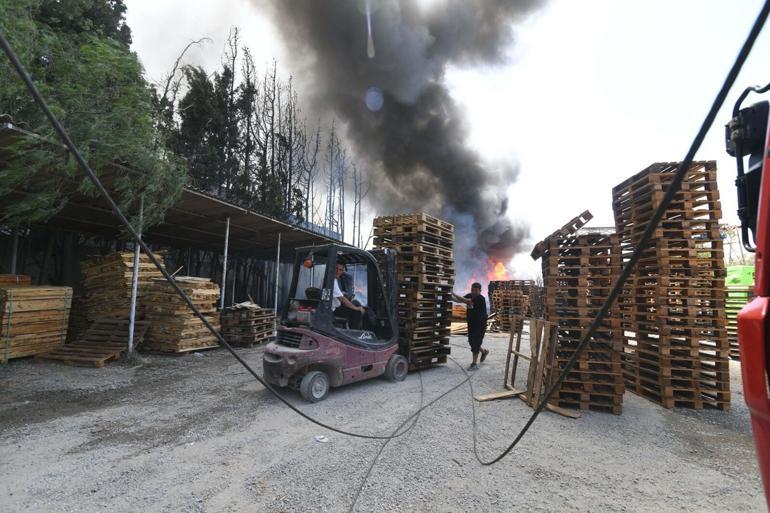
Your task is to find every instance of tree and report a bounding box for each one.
[0,0,186,230]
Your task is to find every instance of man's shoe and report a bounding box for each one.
[468,363,479,371]
[480,349,489,363]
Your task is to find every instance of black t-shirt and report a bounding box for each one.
[464,293,487,333]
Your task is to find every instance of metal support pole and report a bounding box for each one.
[10,230,19,274]
[231,258,237,305]
[127,196,143,353]
[273,233,282,333]
[220,217,230,309]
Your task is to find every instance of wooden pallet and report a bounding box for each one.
[497,317,579,418]
[530,210,594,260]
[34,318,150,367]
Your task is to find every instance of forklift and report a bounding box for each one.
[263,244,409,402]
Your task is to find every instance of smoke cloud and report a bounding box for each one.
[264,0,540,286]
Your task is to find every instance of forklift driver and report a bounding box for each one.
[333,262,365,329]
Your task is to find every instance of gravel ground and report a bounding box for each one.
[0,332,763,513]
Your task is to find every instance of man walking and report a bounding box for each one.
[451,282,489,370]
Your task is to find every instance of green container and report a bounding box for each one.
[727,265,755,286]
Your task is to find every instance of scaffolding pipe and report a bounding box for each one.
[9,230,18,274]
[273,233,281,333]
[231,257,237,305]
[220,217,230,309]
[127,196,143,353]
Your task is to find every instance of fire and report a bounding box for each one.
[490,261,510,281]
[461,259,512,293]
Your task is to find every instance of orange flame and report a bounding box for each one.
[489,261,510,281]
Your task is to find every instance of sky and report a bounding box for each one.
[126,0,770,278]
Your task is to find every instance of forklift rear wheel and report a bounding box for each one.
[300,371,330,402]
[385,354,409,382]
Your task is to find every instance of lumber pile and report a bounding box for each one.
[1,286,72,361]
[374,213,454,370]
[541,230,625,415]
[0,275,31,286]
[79,252,165,322]
[143,277,221,353]
[221,302,275,346]
[726,285,754,360]
[612,161,729,410]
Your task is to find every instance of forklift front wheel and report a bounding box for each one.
[385,354,409,382]
[300,371,330,402]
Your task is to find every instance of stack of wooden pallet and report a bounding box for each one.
[541,230,625,415]
[373,213,453,370]
[143,277,221,353]
[221,302,275,346]
[79,252,165,322]
[489,280,534,331]
[0,275,31,286]
[612,161,729,410]
[1,286,72,361]
[726,285,754,360]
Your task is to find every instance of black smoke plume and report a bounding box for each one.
[264,0,541,285]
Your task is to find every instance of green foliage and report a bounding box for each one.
[0,0,186,230]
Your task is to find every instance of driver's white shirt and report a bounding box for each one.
[332,278,343,309]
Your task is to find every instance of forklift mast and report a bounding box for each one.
[726,96,770,509]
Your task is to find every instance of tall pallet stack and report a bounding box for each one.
[542,230,625,414]
[528,285,545,319]
[143,277,221,353]
[79,252,165,323]
[1,286,72,361]
[221,302,275,346]
[489,280,534,331]
[373,213,454,370]
[612,161,729,410]
[725,285,754,359]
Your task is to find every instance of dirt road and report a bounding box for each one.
[0,333,763,512]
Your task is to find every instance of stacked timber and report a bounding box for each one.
[541,230,625,415]
[221,302,275,346]
[726,285,754,360]
[374,213,454,370]
[143,277,221,353]
[79,252,165,322]
[0,275,31,286]
[0,286,72,361]
[489,280,534,331]
[612,161,729,410]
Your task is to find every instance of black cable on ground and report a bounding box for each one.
[348,371,424,513]
[472,0,770,466]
